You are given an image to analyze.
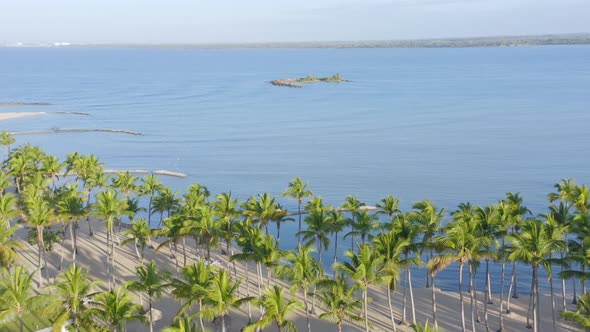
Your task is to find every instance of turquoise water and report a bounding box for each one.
[1,46,589,292]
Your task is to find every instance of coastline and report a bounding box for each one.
[0,112,47,121]
[11,218,582,332]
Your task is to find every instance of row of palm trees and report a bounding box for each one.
[1,140,590,331]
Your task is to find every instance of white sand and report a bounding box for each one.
[0,112,46,121]
[13,219,582,332]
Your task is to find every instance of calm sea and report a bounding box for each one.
[1,46,589,292]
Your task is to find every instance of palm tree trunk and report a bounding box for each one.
[337,320,342,332]
[37,227,43,287]
[112,233,117,288]
[149,296,154,332]
[561,251,567,312]
[333,231,339,278]
[19,314,24,332]
[506,262,515,314]
[221,313,226,332]
[572,278,578,304]
[483,260,493,332]
[363,288,370,332]
[532,265,539,332]
[469,264,476,332]
[474,268,481,323]
[297,201,302,245]
[198,299,205,331]
[527,276,534,329]
[106,230,111,290]
[134,239,141,259]
[70,221,77,266]
[147,196,152,227]
[245,261,252,322]
[387,284,398,331]
[408,265,416,324]
[512,261,519,298]
[550,274,557,332]
[303,288,311,332]
[499,260,505,331]
[402,267,407,324]
[460,262,466,332]
[182,236,187,267]
[432,274,438,330]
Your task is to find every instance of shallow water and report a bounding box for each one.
[1,45,589,292]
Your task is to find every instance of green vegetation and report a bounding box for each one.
[294,73,347,83]
[271,73,349,88]
[0,133,589,331]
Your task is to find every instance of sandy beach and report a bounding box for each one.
[0,112,47,121]
[9,218,582,332]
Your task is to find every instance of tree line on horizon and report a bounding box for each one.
[0,133,590,332]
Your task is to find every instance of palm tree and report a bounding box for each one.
[90,286,144,332]
[345,209,380,247]
[376,194,401,225]
[298,208,331,266]
[244,285,301,332]
[202,269,251,332]
[0,130,16,157]
[507,218,565,332]
[341,195,365,251]
[169,259,214,331]
[275,244,321,332]
[0,266,48,332]
[242,193,280,235]
[40,154,63,190]
[22,194,56,287]
[152,187,180,229]
[374,230,414,331]
[231,221,264,320]
[56,188,86,266]
[412,200,445,288]
[503,192,530,303]
[428,203,486,332]
[316,273,364,332]
[335,243,386,332]
[140,174,163,227]
[326,209,347,269]
[94,190,128,290]
[157,215,183,273]
[391,212,421,325]
[562,292,590,329]
[213,192,239,255]
[0,193,19,229]
[163,315,201,332]
[111,171,139,200]
[283,177,313,244]
[474,204,501,332]
[410,321,442,332]
[194,204,221,261]
[122,218,151,265]
[0,171,13,197]
[272,204,294,245]
[257,234,283,288]
[543,213,568,332]
[0,225,22,267]
[128,260,171,332]
[50,265,101,331]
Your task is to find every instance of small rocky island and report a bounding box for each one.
[271,73,350,88]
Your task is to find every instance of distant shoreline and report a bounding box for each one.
[3,33,590,49]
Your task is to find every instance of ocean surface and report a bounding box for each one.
[1,46,589,293]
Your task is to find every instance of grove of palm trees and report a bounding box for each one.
[1,133,589,332]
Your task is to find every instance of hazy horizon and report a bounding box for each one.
[1,0,590,44]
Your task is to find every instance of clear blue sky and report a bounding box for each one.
[1,0,589,44]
